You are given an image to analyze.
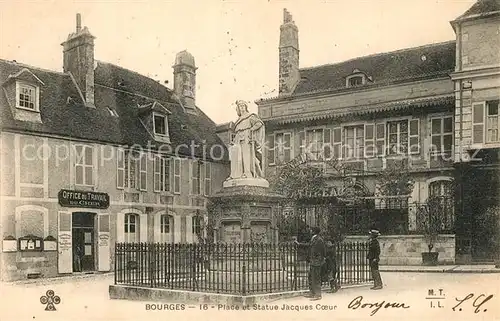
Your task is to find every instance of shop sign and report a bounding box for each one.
[58,190,110,209]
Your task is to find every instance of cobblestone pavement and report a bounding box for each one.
[1,272,499,321]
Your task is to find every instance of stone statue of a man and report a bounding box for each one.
[229,100,265,179]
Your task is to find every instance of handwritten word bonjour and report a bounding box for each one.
[348,296,410,316]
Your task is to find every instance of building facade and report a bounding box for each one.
[0,15,229,281]
[255,2,500,264]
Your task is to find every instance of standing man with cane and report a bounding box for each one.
[367,229,383,290]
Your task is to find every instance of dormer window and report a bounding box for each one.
[348,76,363,87]
[16,82,39,111]
[153,113,168,136]
[2,68,44,123]
[138,101,171,143]
[346,69,370,88]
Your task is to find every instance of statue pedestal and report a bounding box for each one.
[209,183,285,244]
[223,177,269,189]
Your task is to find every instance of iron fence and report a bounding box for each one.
[114,241,372,295]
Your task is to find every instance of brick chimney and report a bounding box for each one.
[61,14,96,107]
[279,8,300,95]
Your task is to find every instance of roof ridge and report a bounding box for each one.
[96,60,174,93]
[299,40,456,72]
[0,58,68,76]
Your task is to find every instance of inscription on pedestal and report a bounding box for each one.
[222,222,242,243]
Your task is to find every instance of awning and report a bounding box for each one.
[265,95,454,125]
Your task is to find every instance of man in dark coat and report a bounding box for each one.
[296,226,326,300]
[323,240,340,292]
[367,229,383,290]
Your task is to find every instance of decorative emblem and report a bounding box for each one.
[40,290,61,311]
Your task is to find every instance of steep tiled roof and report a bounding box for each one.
[0,59,228,162]
[291,41,456,96]
[454,0,500,21]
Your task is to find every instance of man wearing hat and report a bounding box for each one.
[295,226,326,300]
[367,229,383,290]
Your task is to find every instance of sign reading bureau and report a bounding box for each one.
[58,189,110,209]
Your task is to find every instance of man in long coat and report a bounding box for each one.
[296,226,326,300]
[367,229,383,290]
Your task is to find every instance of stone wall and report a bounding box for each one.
[345,234,455,265]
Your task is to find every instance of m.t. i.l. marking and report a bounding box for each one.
[426,289,445,308]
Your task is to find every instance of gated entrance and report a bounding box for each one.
[455,158,500,264]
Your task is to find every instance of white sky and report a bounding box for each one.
[0,0,476,124]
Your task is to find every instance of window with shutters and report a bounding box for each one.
[387,120,409,155]
[123,151,140,189]
[486,100,500,143]
[430,116,453,157]
[154,155,171,192]
[124,213,139,243]
[274,132,292,163]
[173,158,181,194]
[74,145,94,186]
[305,128,324,160]
[343,126,364,159]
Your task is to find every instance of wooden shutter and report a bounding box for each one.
[200,162,206,196]
[472,102,485,144]
[139,153,147,191]
[154,213,161,243]
[298,130,306,155]
[190,160,198,195]
[117,149,125,189]
[409,119,420,155]
[116,212,125,243]
[284,132,292,162]
[365,124,375,157]
[266,134,275,165]
[333,127,341,159]
[57,211,72,273]
[323,128,332,160]
[92,145,97,187]
[375,123,386,156]
[153,155,161,192]
[186,215,194,243]
[98,213,110,271]
[174,158,181,194]
[204,162,211,196]
[140,214,148,242]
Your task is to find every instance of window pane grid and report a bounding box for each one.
[18,85,36,109]
[75,146,94,186]
[431,117,453,155]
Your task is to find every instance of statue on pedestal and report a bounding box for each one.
[226,100,266,184]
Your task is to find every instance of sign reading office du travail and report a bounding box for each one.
[58,189,110,209]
